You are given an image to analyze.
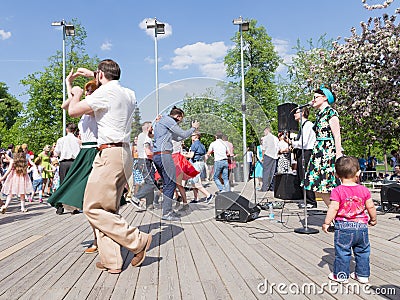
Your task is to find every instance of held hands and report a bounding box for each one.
[74,67,94,78]
[192,120,200,129]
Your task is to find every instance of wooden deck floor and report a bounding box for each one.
[0,181,399,300]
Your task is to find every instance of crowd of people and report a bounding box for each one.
[0,143,61,213]
[0,60,380,283]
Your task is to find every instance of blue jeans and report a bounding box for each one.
[213,160,230,192]
[153,154,176,215]
[334,221,370,278]
[135,159,156,207]
[32,178,43,193]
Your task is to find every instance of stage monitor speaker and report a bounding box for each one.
[215,191,260,222]
[278,103,298,132]
[274,173,303,200]
[380,183,400,211]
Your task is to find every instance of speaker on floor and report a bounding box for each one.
[215,191,260,223]
[274,173,303,200]
[278,103,298,132]
[380,183,400,211]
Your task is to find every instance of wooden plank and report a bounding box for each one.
[157,220,181,299]
[189,217,258,299]
[112,209,157,300]
[184,212,232,300]
[0,235,42,261]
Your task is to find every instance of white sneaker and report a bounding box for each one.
[350,272,369,284]
[328,272,349,283]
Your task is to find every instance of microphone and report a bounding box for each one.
[290,102,312,113]
[297,102,312,109]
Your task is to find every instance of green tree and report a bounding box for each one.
[131,105,142,141]
[0,82,24,147]
[17,19,99,154]
[284,35,334,105]
[328,13,400,154]
[224,19,281,145]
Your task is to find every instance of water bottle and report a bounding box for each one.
[269,204,275,220]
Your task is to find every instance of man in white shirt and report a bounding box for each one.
[261,126,279,192]
[291,107,317,208]
[206,132,231,193]
[67,59,152,274]
[54,122,81,184]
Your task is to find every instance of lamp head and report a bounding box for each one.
[65,24,75,36]
[156,23,165,34]
[232,17,249,31]
[146,18,156,28]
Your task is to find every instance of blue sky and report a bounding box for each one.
[0,0,393,120]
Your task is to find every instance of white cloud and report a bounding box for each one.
[144,56,162,64]
[272,38,294,73]
[0,29,12,40]
[100,41,112,51]
[199,62,226,79]
[162,41,228,78]
[139,18,172,40]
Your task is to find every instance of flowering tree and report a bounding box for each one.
[329,9,400,152]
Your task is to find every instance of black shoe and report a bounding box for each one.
[298,203,317,209]
[56,206,64,215]
[71,209,80,215]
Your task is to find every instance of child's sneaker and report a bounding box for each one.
[29,197,33,202]
[328,272,349,283]
[39,198,43,203]
[21,208,28,213]
[350,272,369,284]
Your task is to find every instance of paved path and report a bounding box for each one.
[0,180,398,299]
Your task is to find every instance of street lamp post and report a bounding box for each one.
[233,17,249,181]
[146,18,165,115]
[51,20,75,137]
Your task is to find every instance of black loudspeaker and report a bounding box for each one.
[380,183,400,211]
[274,173,303,200]
[278,103,298,132]
[215,191,260,222]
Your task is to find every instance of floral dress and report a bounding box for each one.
[304,106,340,193]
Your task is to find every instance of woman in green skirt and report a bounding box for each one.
[48,75,101,253]
[303,86,342,208]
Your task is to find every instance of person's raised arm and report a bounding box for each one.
[61,68,79,110]
[68,86,93,118]
[170,119,199,140]
[0,159,14,181]
[74,67,95,78]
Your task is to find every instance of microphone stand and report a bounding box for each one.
[294,106,319,234]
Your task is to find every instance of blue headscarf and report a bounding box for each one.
[320,84,335,104]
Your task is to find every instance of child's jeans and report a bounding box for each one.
[334,221,370,278]
[32,178,43,192]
